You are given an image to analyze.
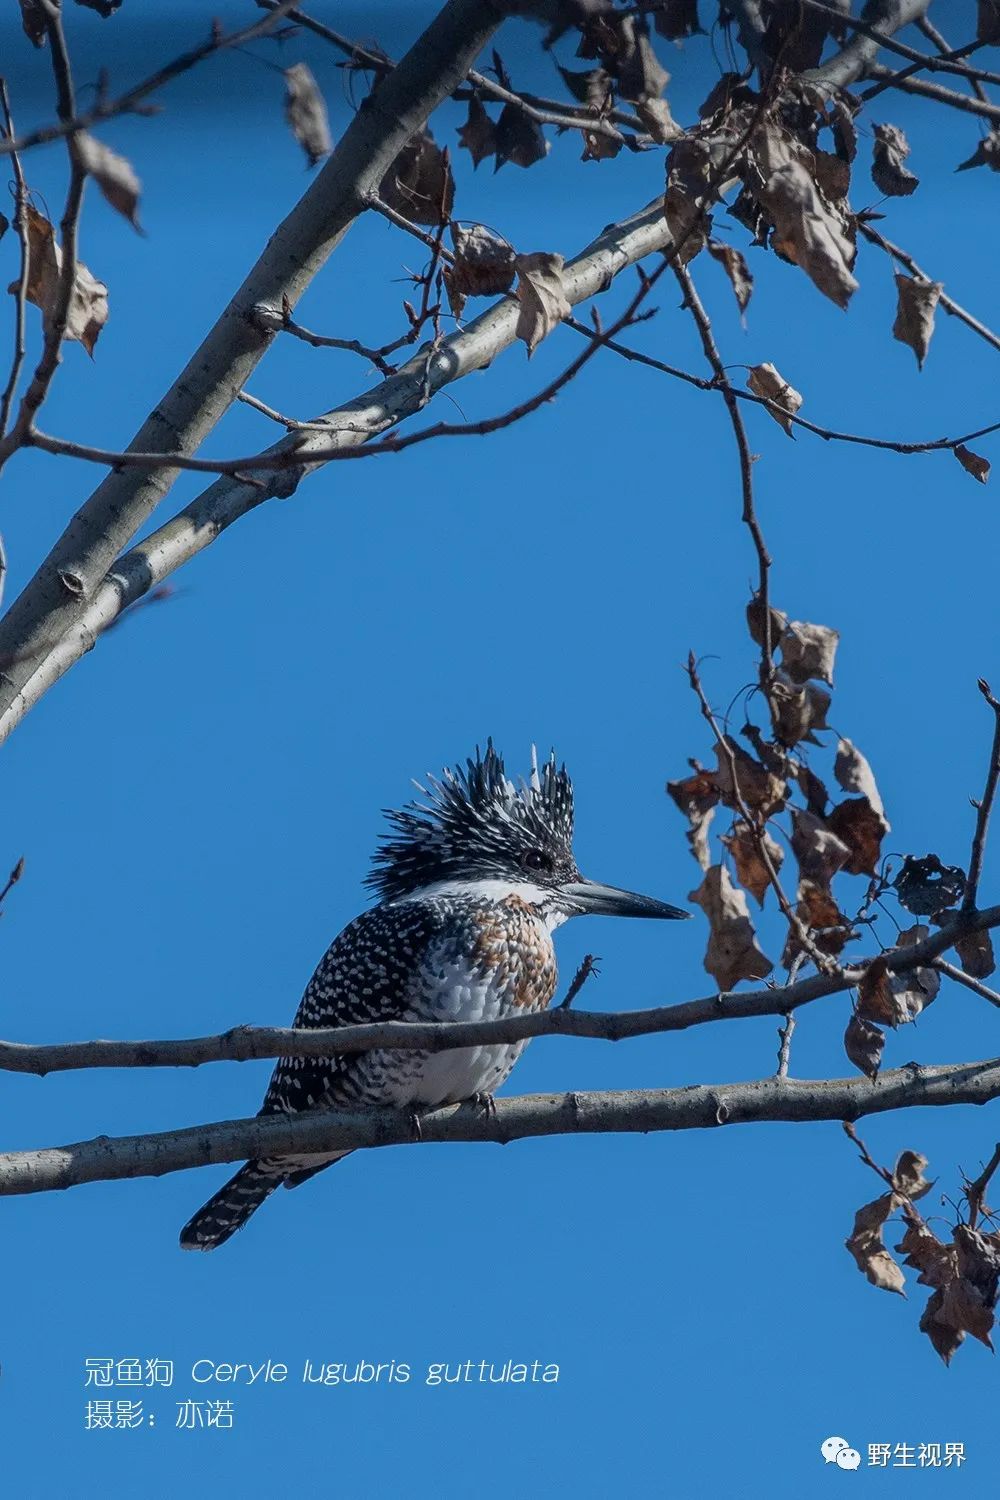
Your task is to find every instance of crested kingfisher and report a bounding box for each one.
[180,744,687,1250]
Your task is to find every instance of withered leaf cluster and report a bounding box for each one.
[284,64,333,169]
[848,1149,1000,1363]
[12,205,109,356]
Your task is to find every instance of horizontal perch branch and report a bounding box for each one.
[5,1057,1000,1197]
[4,904,998,1077]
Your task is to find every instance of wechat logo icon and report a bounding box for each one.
[822,1437,862,1471]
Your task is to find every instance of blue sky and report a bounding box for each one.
[1,3,999,1496]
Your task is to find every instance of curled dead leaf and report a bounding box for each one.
[688,863,773,990]
[956,928,996,980]
[921,1288,965,1364]
[721,821,782,907]
[76,132,143,230]
[752,123,858,308]
[667,767,719,871]
[893,854,965,916]
[846,1192,906,1294]
[283,64,332,169]
[767,674,830,746]
[495,105,549,171]
[857,955,897,1026]
[826,796,887,876]
[746,592,788,651]
[747,362,802,436]
[457,96,497,170]
[834,738,885,822]
[380,131,454,226]
[897,1221,957,1289]
[790,808,849,885]
[784,877,853,962]
[653,0,701,42]
[13,205,108,356]
[778,619,839,685]
[892,1150,932,1201]
[514,252,570,355]
[871,123,918,197]
[957,130,1000,173]
[444,224,516,318]
[954,445,991,484]
[713,737,788,820]
[844,1012,884,1078]
[708,240,753,316]
[893,274,942,370]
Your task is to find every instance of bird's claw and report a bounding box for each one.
[471,1091,497,1120]
[408,1108,424,1143]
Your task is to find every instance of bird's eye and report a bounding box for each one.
[523,849,551,873]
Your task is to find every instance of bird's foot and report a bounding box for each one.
[408,1108,425,1143]
[471,1090,497,1120]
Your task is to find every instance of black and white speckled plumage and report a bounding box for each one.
[180,743,686,1250]
[179,747,568,1251]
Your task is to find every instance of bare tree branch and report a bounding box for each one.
[2,902,998,1077]
[807,0,934,89]
[0,198,675,743]
[964,679,1000,913]
[0,0,508,735]
[858,224,1000,356]
[6,1056,1000,1197]
[862,64,1000,122]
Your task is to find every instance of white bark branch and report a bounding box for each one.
[0,0,506,728]
[5,1057,1000,1196]
[3,904,998,1075]
[807,0,933,86]
[0,199,673,743]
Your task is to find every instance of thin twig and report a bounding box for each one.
[0,855,24,912]
[859,224,1000,356]
[557,954,600,1011]
[932,958,1000,1011]
[963,678,1000,913]
[0,1,304,159]
[565,318,1000,447]
[965,1143,1000,1227]
[916,15,991,105]
[861,65,1000,123]
[776,1012,796,1078]
[236,392,332,432]
[0,81,30,441]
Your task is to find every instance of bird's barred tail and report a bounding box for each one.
[179,1162,279,1251]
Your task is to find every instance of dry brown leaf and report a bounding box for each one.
[514,252,570,355]
[558,65,611,108]
[940,1277,995,1348]
[789,758,830,817]
[615,15,670,103]
[721,821,782,906]
[653,0,701,41]
[894,853,965,915]
[778,619,839,685]
[858,955,897,1026]
[768,674,831,746]
[897,1221,957,1288]
[380,131,454,226]
[834,738,885,822]
[444,224,516,318]
[846,1192,906,1294]
[844,1012,884,1078]
[891,925,941,1021]
[708,240,753,316]
[954,1223,1000,1289]
[790,808,849,885]
[752,123,858,308]
[871,123,918,197]
[635,98,683,145]
[786,877,853,960]
[746,592,788,650]
[457,96,497,170]
[956,928,996,980]
[664,137,715,265]
[667,767,719,871]
[581,128,622,163]
[958,130,1000,174]
[920,1288,965,1364]
[14,205,108,356]
[688,863,773,990]
[713,737,788,820]
[283,64,332,169]
[892,1150,932,1200]
[828,96,858,164]
[76,132,143,230]
[954,445,991,484]
[747,362,802,436]
[893,274,942,370]
[495,105,549,170]
[826,797,887,876]
[812,148,851,201]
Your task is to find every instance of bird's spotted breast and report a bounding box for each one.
[471,894,558,1011]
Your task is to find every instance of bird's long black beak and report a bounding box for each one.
[561,879,690,921]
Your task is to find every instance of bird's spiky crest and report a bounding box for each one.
[366,742,575,901]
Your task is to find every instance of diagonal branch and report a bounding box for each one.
[0,0,508,734]
[0,198,675,743]
[5,1056,1000,1197]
